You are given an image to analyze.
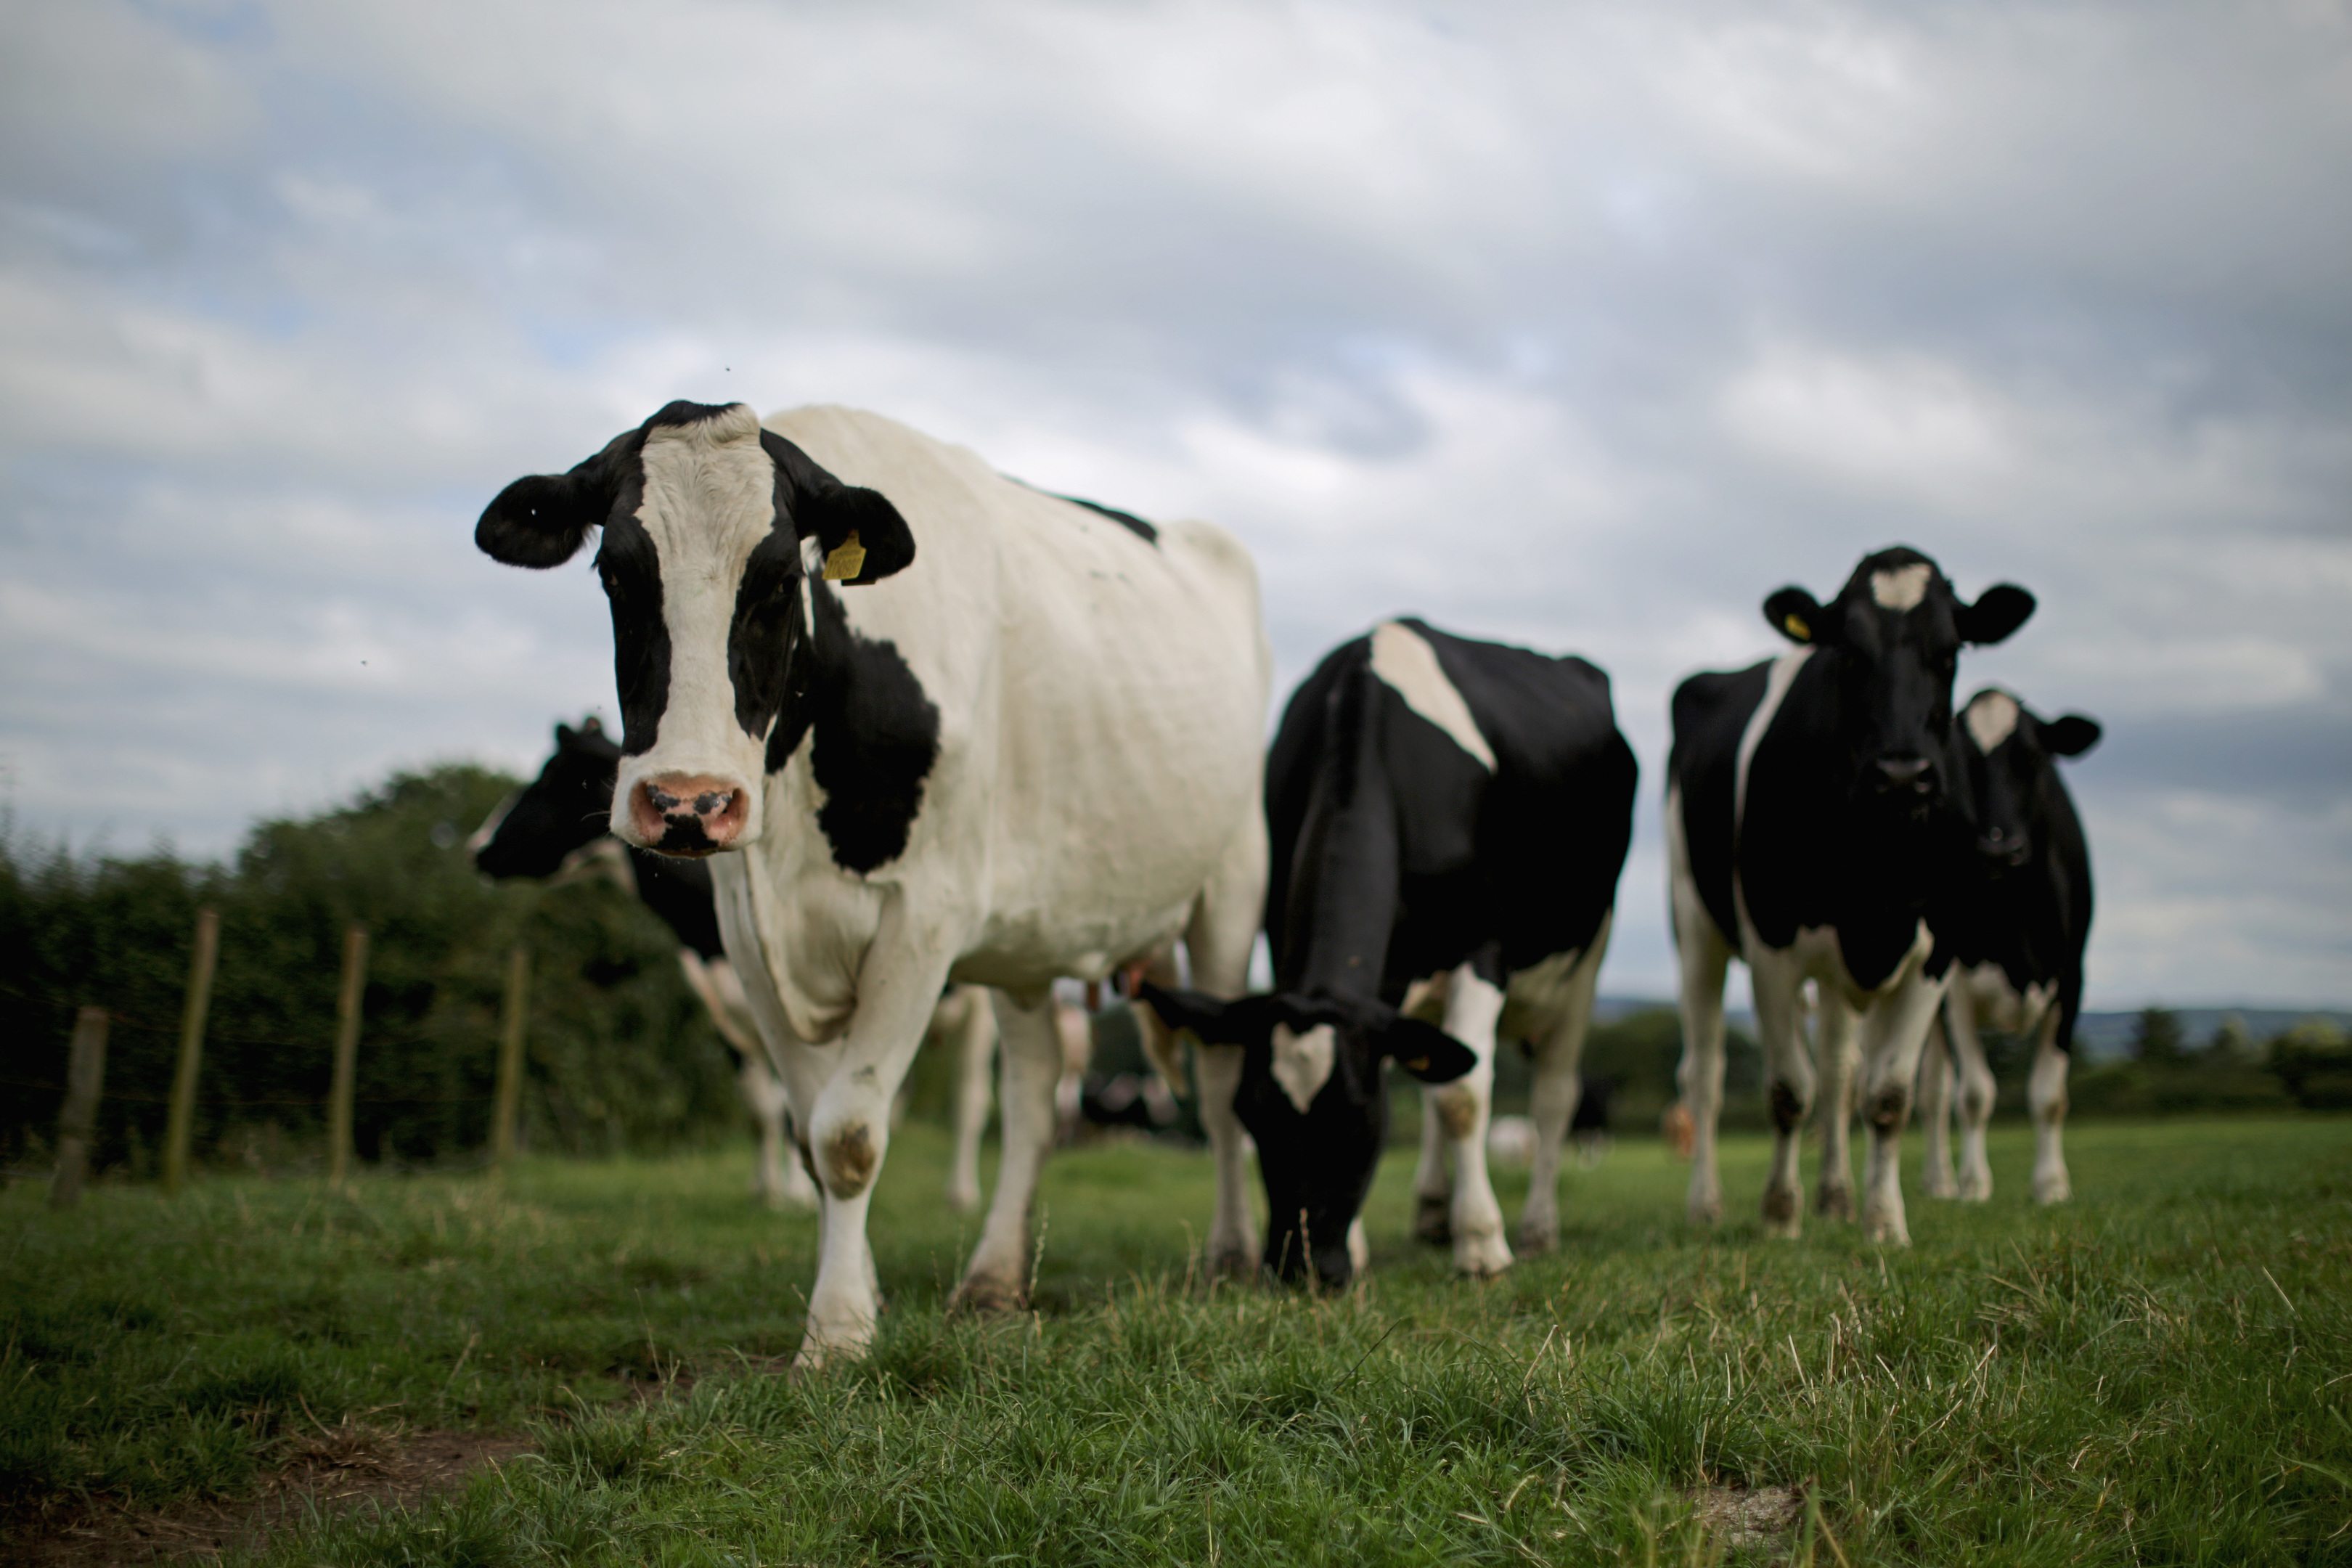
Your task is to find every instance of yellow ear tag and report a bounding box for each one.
[822,531,867,582]
[1401,1056,1429,1073]
[1783,613,1811,640]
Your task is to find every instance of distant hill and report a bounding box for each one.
[1592,997,2351,1064]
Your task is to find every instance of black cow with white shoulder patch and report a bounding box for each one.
[1145,619,1636,1287]
[1916,688,2099,1207]
[1667,547,2034,1244]
[478,402,1269,1366]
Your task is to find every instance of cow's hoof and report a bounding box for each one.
[1686,1196,1722,1227]
[944,1182,981,1214]
[1922,1175,1958,1200]
[1815,1183,1855,1222]
[1207,1244,1257,1280]
[947,1273,1026,1318]
[1453,1235,1514,1278]
[2032,1177,2072,1205]
[1860,1209,1910,1246]
[1760,1186,1801,1239]
[1415,1195,1453,1246]
[1957,1176,1993,1203]
[1513,1219,1559,1256]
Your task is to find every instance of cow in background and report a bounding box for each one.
[477,402,1268,1365]
[1917,689,2099,1205]
[1146,619,1635,1286]
[1667,547,2035,1244]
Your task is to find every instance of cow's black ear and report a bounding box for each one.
[2043,714,2102,758]
[761,428,916,586]
[555,722,576,746]
[1378,1016,1476,1085]
[477,456,613,568]
[1139,983,1264,1050]
[1957,584,2035,645]
[1763,587,1824,645]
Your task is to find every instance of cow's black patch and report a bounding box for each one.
[1006,476,1160,545]
[595,502,671,759]
[765,580,942,875]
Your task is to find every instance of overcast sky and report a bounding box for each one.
[2,0,2346,1008]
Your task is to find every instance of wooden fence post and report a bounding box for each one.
[327,924,369,1187]
[49,1008,110,1211]
[161,906,220,1197]
[491,946,530,1172]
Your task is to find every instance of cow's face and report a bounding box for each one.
[469,718,622,878]
[1140,984,1474,1289]
[476,402,915,856]
[1763,546,2034,822]
[1953,688,2100,874]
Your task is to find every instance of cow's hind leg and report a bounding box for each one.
[1516,921,1609,1255]
[2028,1010,2073,1204]
[1667,792,1734,1228]
[1433,960,1513,1277]
[1917,1013,1959,1199]
[1404,972,1455,1244]
[1183,806,1268,1278]
[944,987,997,1213]
[951,988,1065,1315]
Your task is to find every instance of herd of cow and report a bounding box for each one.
[470,400,2100,1368]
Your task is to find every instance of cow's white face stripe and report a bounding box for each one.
[1368,621,1495,771]
[1964,690,2020,754]
[1270,1022,1336,1115]
[1870,563,1932,611]
[611,407,780,833]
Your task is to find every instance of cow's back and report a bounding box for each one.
[759,406,1270,984]
[1668,660,1771,952]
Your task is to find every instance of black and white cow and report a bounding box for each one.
[1145,619,1636,1287]
[1916,688,2099,1206]
[477,402,1268,1365]
[467,716,1005,1215]
[1667,547,2034,1244]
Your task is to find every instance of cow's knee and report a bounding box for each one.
[820,1120,878,1198]
[1769,1080,1805,1135]
[1866,1085,1909,1137]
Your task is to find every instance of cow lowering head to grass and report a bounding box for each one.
[1146,619,1636,1289]
[1667,547,2034,1244]
[1917,689,2099,1209]
[478,401,1270,1365]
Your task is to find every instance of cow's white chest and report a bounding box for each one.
[1745,915,1932,1006]
[1956,964,2056,1036]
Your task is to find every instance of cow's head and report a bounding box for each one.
[1138,983,1474,1289]
[469,717,621,879]
[476,401,915,856]
[1763,545,2034,822]
[1952,688,2100,873]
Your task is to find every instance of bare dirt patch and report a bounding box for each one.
[1689,1483,1805,1553]
[3,1421,531,1567]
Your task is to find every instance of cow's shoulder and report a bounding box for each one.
[1669,660,1771,955]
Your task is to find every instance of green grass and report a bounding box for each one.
[6,1117,2351,1565]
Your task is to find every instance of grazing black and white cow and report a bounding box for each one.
[1916,689,2099,1206]
[1144,619,1636,1287]
[477,401,1268,1364]
[467,717,1005,1214]
[1667,547,2034,1244]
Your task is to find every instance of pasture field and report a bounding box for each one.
[4,1116,2349,1566]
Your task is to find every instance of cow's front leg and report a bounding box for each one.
[1191,1042,1259,1275]
[1748,950,1816,1240]
[949,987,1065,1314]
[2027,1008,2073,1204]
[1948,983,1998,1201]
[1517,924,1608,1254]
[1667,801,1732,1227]
[740,1053,814,1210]
[796,951,956,1369]
[1853,953,1947,1246]
[1812,987,1860,1221]
[1917,1013,1959,1199]
[1432,961,1511,1277]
